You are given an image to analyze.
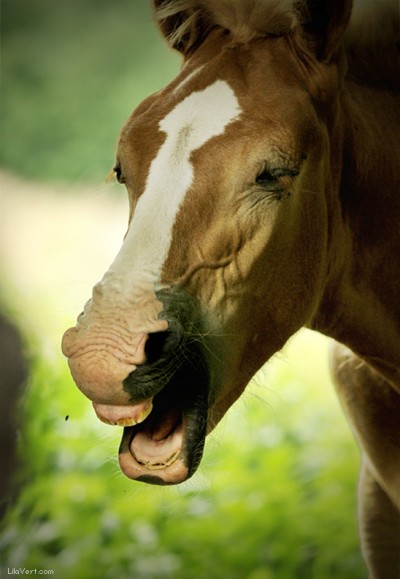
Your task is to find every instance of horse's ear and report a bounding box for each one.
[152,0,210,55]
[295,0,353,61]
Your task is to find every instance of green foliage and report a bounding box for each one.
[0,331,365,578]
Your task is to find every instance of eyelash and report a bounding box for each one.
[255,168,299,192]
[113,165,125,184]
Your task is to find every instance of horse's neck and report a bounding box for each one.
[339,82,400,254]
[312,82,400,381]
[343,83,399,185]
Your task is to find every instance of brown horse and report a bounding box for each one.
[62,0,400,575]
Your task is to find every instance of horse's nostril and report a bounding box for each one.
[144,327,181,364]
[122,290,206,403]
[123,324,184,401]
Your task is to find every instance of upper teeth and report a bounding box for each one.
[94,400,153,427]
[115,403,153,427]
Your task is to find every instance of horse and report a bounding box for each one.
[62,1,400,575]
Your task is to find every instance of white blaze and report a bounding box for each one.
[104,80,241,291]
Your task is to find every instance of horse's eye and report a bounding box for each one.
[255,170,281,189]
[255,167,299,191]
[113,165,125,184]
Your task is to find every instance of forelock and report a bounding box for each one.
[155,0,302,48]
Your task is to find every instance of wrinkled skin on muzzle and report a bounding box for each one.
[62,283,167,406]
[62,284,212,485]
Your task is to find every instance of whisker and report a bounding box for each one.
[297,186,320,197]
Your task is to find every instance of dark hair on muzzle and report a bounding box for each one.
[123,286,210,404]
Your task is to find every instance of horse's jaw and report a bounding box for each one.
[117,386,208,485]
[119,423,190,485]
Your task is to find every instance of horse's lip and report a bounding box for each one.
[118,394,207,485]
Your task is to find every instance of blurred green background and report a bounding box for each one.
[1,0,180,183]
[1,1,364,578]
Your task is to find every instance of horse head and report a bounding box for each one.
[62,0,354,484]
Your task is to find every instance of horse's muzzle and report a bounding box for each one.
[117,286,211,484]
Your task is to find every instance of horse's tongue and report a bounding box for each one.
[130,422,183,469]
[149,407,181,442]
[93,400,153,426]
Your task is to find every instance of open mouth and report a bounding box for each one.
[96,376,208,485]
[92,288,211,484]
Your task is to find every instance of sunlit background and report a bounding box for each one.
[1,2,364,577]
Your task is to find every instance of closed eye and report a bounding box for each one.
[113,165,125,184]
[255,167,299,191]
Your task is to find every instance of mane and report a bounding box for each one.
[155,0,399,88]
[155,0,300,46]
[345,1,400,89]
